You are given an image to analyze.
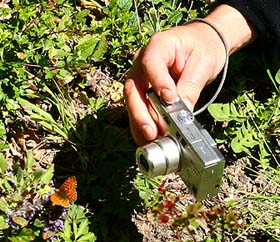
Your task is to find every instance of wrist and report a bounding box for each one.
[205,4,257,54]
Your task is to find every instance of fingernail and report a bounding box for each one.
[141,124,154,141]
[160,88,174,104]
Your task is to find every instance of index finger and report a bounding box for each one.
[140,33,179,104]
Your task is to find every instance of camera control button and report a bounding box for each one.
[177,110,194,124]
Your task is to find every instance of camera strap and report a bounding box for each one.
[184,18,230,116]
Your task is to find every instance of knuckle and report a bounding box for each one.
[123,78,134,99]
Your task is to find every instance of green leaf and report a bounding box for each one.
[208,103,231,121]
[92,35,107,62]
[241,122,258,148]
[73,220,78,239]
[168,10,183,24]
[16,167,24,186]
[76,35,99,60]
[57,14,72,31]
[188,217,200,228]
[231,130,246,153]
[119,0,132,9]
[58,69,74,84]
[64,219,72,238]
[40,164,54,184]
[76,9,90,20]
[0,215,9,230]
[0,197,9,212]
[75,219,89,239]
[0,153,8,173]
[230,122,259,153]
[0,142,9,150]
[25,150,35,170]
[76,233,97,242]
[33,218,43,228]
[8,228,35,242]
[275,68,280,85]
[18,98,55,122]
[12,216,29,227]
[208,103,246,122]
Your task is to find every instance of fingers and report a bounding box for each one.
[124,36,181,145]
[124,76,158,145]
[124,51,159,145]
[176,27,226,110]
[141,33,178,104]
[124,23,226,145]
[177,51,215,111]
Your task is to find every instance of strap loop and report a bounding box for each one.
[184,18,230,116]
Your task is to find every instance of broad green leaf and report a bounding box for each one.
[48,46,69,60]
[76,35,99,60]
[33,218,43,228]
[75,219,89,239]
[64,219,72,238]
[188,217,200,228]
[208,103,246,122]
[92,35,107,62]
[76,233,97,242]
[38,186,52,195]
[0,216,9,230]
[0,142,9,150]
[241,123,258,148]
[208,103,231,121]
[40,164,54,184]
[168,10,183,24]
[12,216,29,227]
[0,197,9,212]
[58,69,74,84]
[76,9,90,20]
[57,14,72,31]
[119,0,132,9]
[8,228,35,242]
[33,170,44,182]
[231,130,246,153]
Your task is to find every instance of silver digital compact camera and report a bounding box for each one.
[136,89,225,201]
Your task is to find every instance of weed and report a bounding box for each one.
[232,165,280,241]
[134,175,164,208]
[208,88,280,168]
[149,181,245,242]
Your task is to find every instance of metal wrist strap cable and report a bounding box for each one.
[184,18,230,116]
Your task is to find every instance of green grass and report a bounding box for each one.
[0,0,279,241]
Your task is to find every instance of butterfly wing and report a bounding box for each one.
[59,176,77,203]
[50,176,77,207]
[50,191,71,207]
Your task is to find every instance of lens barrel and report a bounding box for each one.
[136,136,180,178]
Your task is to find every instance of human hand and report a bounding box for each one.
[124,22,227,145]
[124,4,256,145]
[124,21,227,145]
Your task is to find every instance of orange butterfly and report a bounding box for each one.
[50,176,77,207]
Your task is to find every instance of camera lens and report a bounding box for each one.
[139,154,150,173]
[136,136,180,178]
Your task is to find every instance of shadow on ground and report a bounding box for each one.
[52,107,143,242]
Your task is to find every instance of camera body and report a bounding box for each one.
[136,89,225,201]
